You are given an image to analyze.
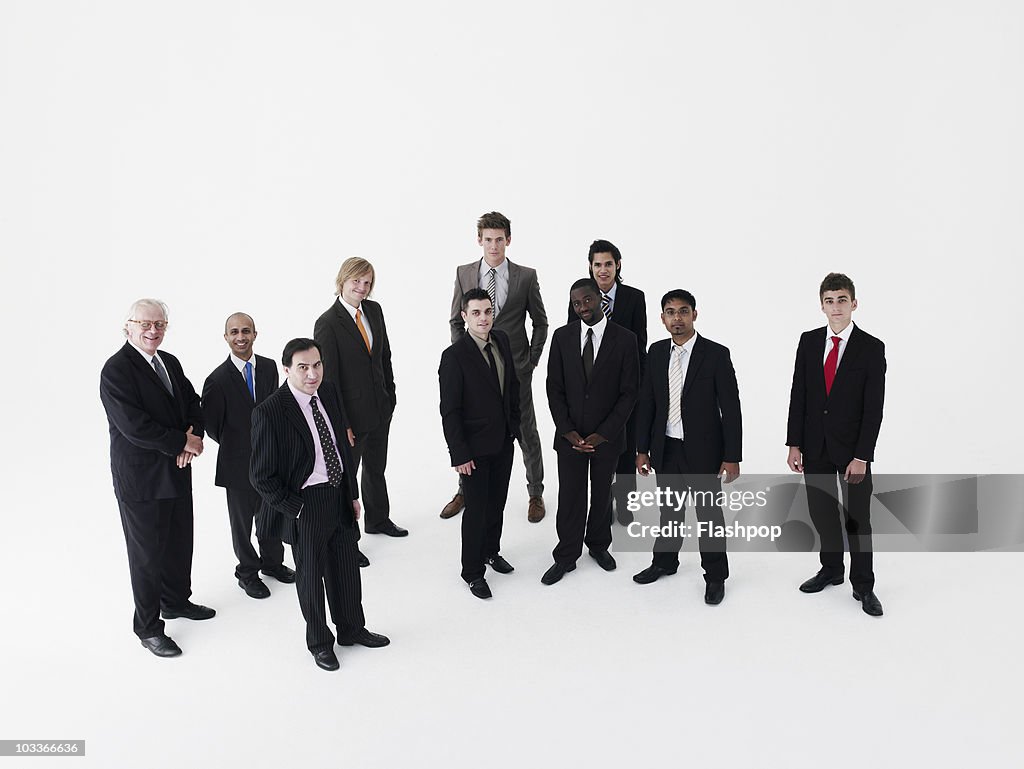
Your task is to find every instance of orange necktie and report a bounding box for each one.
[355,309,372,354]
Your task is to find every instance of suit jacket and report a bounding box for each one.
[786,325,886,465]
[439,329,521,467]
[449,259,548,374]
[250,382,359,545]
[314,298,396,434]
[99,342,204,502]
[201,353,278,489]
[635,335,742,474]
[566,282,648,375]
[546,321,639,454]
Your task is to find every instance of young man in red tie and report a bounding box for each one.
[786,273,887,617]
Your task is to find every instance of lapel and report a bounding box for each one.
[126,343,175,403]
[827,325,863,399]
[335,300,371,358]
[505,260,521,309]
[590,321,618,382]
[460,333,501,396]
[223,356,254,403]
[652,340,671,412]
[459,262,478,294]
[609,284,626,321]
[280,385,315,462]
[680,335,705,400]
[255,355,277,402]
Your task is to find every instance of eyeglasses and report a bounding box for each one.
[127,320,168,331]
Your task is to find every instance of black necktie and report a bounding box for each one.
[582,328,594,384]
[484,342,501,392]
[309,395,343,487]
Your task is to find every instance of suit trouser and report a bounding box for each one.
[802,456,875,592]
[457,366,544,499]
[292,483,366,652]
[225,485,284,581]
[117,496,193,638]
[650,438,729,583]
[552,442,618,565]
[351,415,392,537]
[610,411,638,518]
[461,437,515,583]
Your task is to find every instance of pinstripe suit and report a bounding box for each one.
[250,382,365,651]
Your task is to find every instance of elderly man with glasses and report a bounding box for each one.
[100,298,216,658]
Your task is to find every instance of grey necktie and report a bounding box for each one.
[668,346,686,428]
[151,355,173,395]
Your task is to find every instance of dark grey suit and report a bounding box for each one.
[450,258,548,496]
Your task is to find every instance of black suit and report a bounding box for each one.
[250,382,365,652]
[201,354,284,582]
[439,330,521,582]
[567,282,647,514]
[787,324,886,592]
[314,298,397,534]
[99,342,204,638]
[546,320,639,564]
[635,334,742,581]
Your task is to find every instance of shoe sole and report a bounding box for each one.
[799,577,844,593]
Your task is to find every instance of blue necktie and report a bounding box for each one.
[244,361,255,401]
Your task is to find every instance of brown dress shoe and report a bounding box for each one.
[528,496,545,523]
[440,493,465,519]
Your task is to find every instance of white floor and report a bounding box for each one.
[6,472,1022,769]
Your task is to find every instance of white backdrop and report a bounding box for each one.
[1,2,1021,767]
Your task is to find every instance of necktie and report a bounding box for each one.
[668,346,685,428]
[824,336,842,395]
[355,308,372,354]
[600,292,611,319]
[244,360,255,401]
[484,342,501,393]
[151,355,173,395]
[309,395,343,487]
[582,328,594,384]
[486,267,497,315]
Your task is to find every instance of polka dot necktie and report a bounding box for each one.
[309,395,343,487]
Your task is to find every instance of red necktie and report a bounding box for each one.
[824,336,841,395]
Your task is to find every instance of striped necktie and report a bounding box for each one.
[600,292,611,319]
[668,345,686,428]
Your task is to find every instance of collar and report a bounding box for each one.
[581,312,608,340]
[287,380,318,407]
[230,353,254,373]
[128,339,159,365]
[826,321,855,342]
[671,331,699,354]
[337,295,361,319]
[479,258,509,278]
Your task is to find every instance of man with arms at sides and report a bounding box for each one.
[542,278,639,585]
[201,312,293,600]
[566,239,647,526]
[439,289,522,599]
[786,273,886,617]
[250,339,390,671]
[441,211,549,523]
[315,257,405,570]
[99,298,216,658]
[633,290,742,605]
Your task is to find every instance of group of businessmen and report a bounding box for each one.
[99,210,887,669]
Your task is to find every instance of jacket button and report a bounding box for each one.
[823,409,829,415]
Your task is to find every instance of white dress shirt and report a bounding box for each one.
[579,313,609,357]
[822,321,855,366]
[478,258,510,315]
[288,382,345,488]
[665,332,699,440]
[230,353,256,390]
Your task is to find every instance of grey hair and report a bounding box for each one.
[123,298,169,336]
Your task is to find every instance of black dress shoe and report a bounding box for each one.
[357,550,370,568]
[616,508,634,526]
[161,602,216,621]
[312,648,340,671]
[261,564,296,584]
[486,554,514,574]
[541,562,576,585]
[853,589,884,617]
[339,628,391,647]
[704,581,726,605]
[633,564,678,584]
[140,634,182,658]
[589,549,617,571]
[365,520,408,537]
[468,578,492,599]
[238,577,271,599]
[799,571,844,593]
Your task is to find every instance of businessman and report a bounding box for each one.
[633,290,742,605]
[566,239,647,525]
[315,257,406,565]
[201,312,293,600]
[441,211,548,523]
[250,338,389,670]
[542,278,638,585]
[786,273,886,617]
[439,289,522,599]
[100,298,215,658]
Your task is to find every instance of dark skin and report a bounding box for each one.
[564,286,607,453]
